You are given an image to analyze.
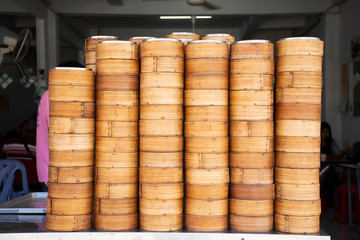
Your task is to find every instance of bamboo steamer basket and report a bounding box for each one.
[49,134,94,151]
[275,168,319,184]
[275,120,320,137]
[139,183,183,199]
[230,215,273,232]
[49,118,94,135]
[96,121,138,138]
[96,75,139,91]
[185,121,228,137]
[140,105,183,120]
[185,137,229,153]
[48,182,93,199]
[86,64,96,72]
[230,40,273,59]
[46,213,91,231]
[231,136,274,153]
[186,184,228,200]
[275,199,321,216]
[95,137,138,153]
[141,56,184,73]
[95,182,138,199]
[185,40,229,59]
[185,58,229,75]
[85,35,118,52]
[230,184,275,200]
[185,106,228,122]
[94,213,138,231]
[230,74,274,91]
[230,59,274,74]
[47,197,92,215]
[230,168,274,184]
[185,90,228,106]
[139,167,183,183]
[274,214,320,234]
[95,152,138,168]
[96,90,138,106]
[185,74,228,90]
[230,199,273,216]
[276,55,322,72]
[166,32,200,40]
[49,101,95,118]
[140,213,183,231]
[275,88,321,105]
[48,166,93,183]
[139,136,183,152]
[275,136,320,153]
[185,214,228,232]
[276,103,321,120]
[85,50,96,64]
[276,183,320,201]
[185,168,229,184]
[140,72,183,89]
[96,105,138,122]
[95,167,138,183]
[49,68,94,87]
[96,59,139,75]
[49,86,94,102]
[276,152,320,169]
[276,37,324,57]
[128,36,153,44]
[185,198,228,215]
[230,105,273,121]
[140,152,183,168]
[230,152,274,169]
[140,199,183,215]
[140,88,183,105]
[94,197,137,215]
[185,152,228,169]
[140,38,184,57]
[49,151,93,167]
[230,120,273,137]
[96,40,138,60]
[230,90,273,106]
[139,120,182,136]
[201,34,235,44]
[276,71,322,89]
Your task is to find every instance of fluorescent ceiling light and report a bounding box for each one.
[160,16,212,19]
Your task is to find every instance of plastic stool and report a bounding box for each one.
[334,185,360,224]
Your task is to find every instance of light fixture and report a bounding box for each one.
[160,16,212,19]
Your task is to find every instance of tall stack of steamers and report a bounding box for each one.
[46,34,324,234]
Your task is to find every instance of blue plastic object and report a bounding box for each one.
[0,159,30,203]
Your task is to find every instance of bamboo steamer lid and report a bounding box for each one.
[140,120,182,136]
[185,40,229,58]
[275,168,319,184]
[48,182,93,199]
[96,121,138,138]
[185,121,228,137]
[139,167,183,183]
[185,106,228,122]
[128,36,153,44]
[140,199,183,215]
[231,168,274,184]
[230,105,273,121]
[231,136,274,153]
[49,86,94,102]
[140,152,183,168]
[95,182,137,199]
[86,64,96,72]
[230,184,275,200]
[230,74,274,91]
[185,198,228,215]
[140,88,183,105]
[47,197,92,215]
[185,74,228,90]
[201,34,235,44]
[96,105,138,121]
[276,183,320,201]
[50,118,94,135]
[140,72,183,89]
[95,152,138,168]
[85,35,118,52]
[275,88,321,105]
[96,59,139,75]
[231,40,273,59]
[230,90,273,106]
[140,105,183,120]
[141,56,184,73]
[96,40,138,60]
[85,50,96,64]
[230,152,274,169]
[230,214,273,232]
[95,137,138,153]
[276,37,324,57]
[96,90,138,106]
[140,183,183,199]
[276,55,322,72]
[185,90,228,106]
[95,167,138,183]
[49,151,93,167]
[48,166,93,183]
[49,68,94,87]
[276,103,321,120]
[140,136,183,152]
[185,214,228,232]
[230,199,273,216]
[94,197,137,215]
[185,152,228,169]
[94,213,138,231]
[167,32,200,40]
[46,213,91,231]
[186,58,229,75]
[276,152,320,169]
[230,120,273,137]
[274,214,320,234]
[186,168,229,184]
[275,120,320,137]
[50,101,95,118]
[185,137,229,153]
[276,71,322,89]
[140,213,183,231]
[96,74,139,91]
[275,136,320,153]
[140,38,184,57]
[186,184,228,200]
[275,199,321,216]
[231,59,274,74]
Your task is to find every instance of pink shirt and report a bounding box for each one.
[36,90,49,182]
